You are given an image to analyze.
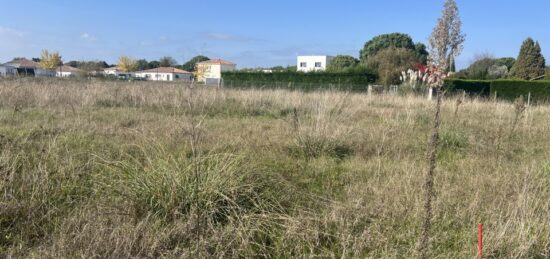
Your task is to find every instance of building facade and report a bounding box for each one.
[0,65,17,77]
[196,59,236,84]
[134,67,193,81]
[103,67,133,78]
[2,58,55,77]
[56,65,84,77]
[296,55,334,72]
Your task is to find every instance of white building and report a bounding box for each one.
[196,59,236,84]
[103,67,133,78]
[297,55,334,72]
[2,58,55,77]
[134,67,193,81]
[0,65,17,76]
[56,65,84,77]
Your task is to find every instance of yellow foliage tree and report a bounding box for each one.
[194,63,208,82]
[117,56,137,72]
[39,50,62,70]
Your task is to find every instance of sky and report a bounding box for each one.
[0,0,549,69]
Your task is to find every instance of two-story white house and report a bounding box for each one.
[297,55,334,72]
[196,59,236,84]
[134,67,193,81]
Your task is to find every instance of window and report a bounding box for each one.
[300,62,307,68]
[315,62,322,68]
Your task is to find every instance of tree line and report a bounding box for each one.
[30,53,212,73]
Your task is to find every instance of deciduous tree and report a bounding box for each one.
[428,0,466,71]
[117,56,137,72]
[367,47,418,86]
[135,59,149,71]
[39,50,62,70]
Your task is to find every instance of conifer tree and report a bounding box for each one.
[510,38,546,80]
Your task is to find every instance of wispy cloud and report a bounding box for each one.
[140,36,169,47]
[202,32,259,42]
[0,26,25,38]
[80,32,96,41]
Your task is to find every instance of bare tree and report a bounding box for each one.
[428,0,466,72]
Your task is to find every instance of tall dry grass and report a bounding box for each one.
[1,77,550,257]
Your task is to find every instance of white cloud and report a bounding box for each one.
[80,32,96,41]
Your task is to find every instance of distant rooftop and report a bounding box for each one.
[57,65,83,73]
[198,59,235,65]
[135,67,193,74]
[3,58,39,68]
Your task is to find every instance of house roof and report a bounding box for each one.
[197,59,235,65]
[104,67,123,72]
[3,58,39,68]
[57,65,83,73]
[135,67,193,74]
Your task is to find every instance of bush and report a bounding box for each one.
[490,80,550,103]
[443,79,492,96]
[222,71,376,91]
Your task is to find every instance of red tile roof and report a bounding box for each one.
[198,59,235,65]
[4,58,39,68]
[135,67,193,74]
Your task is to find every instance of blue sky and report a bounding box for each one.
[0,0,548,69]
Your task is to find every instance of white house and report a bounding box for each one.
[56,65,84,77]
[0,65,17,77]
[134,67,193,81]
[103,67,133,78]
[196,59,236,84]
[297,55,334,72]
[2,58,56,77]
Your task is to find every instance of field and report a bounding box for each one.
[1,78,550,258]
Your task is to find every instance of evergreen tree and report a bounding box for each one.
[360,33,427,65]
[448,56,456,73]
[510,38,546,80]
[326,55,359,72]
[181,55,210,72]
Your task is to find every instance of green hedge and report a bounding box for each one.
[490,80,550,103]
[443,79,492,96]
[222,72,376,91]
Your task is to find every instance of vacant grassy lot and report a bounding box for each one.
[1,78,550,258]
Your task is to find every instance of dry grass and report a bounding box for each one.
[1,77,550,258]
